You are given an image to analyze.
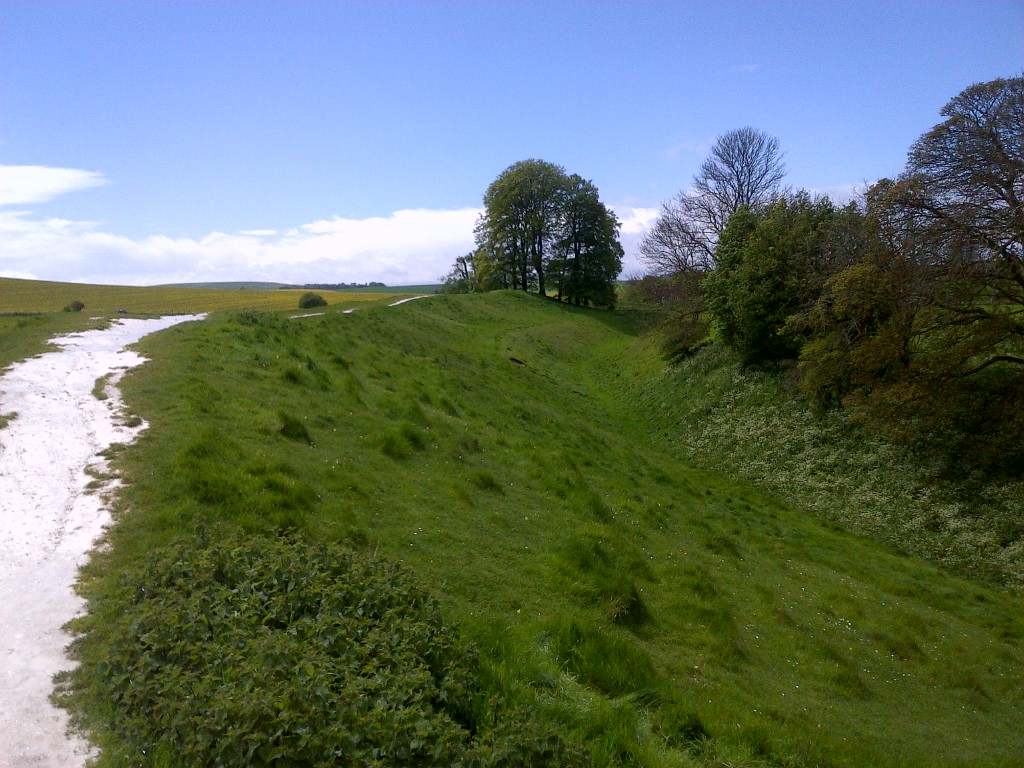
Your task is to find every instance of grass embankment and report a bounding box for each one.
[66,292,1023,767]
[606,339,1024,591]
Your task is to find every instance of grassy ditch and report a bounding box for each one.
[604,338,1024,591]
[64,292,1024,767]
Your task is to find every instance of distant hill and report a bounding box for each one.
[155,281,292,290]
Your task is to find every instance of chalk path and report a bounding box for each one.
[0,315,204,768]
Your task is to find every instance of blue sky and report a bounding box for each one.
[1,1,1021,286]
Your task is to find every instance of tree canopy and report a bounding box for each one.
[639,127,787,276]
[446,160,623,307]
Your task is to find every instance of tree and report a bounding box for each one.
[551,175,623,308]
[893,75,1024,375]
[468,160,623,305]
[703,192,838,366]
[788,77,1024,472]
[639,127,787,276]
[476,159,567,294]
[690,126,788,243]
[440,253,474,293]
[636,128,786,359]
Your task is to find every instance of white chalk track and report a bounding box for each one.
[0,315,204,768]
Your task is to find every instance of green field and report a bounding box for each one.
[46,289,1024,767]
[0,277,398,371]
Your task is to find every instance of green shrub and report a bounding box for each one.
[62,534,586,768]
[298,292,328,309]
[63,299,85,312]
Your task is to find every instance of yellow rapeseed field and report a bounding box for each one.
[0,277,398,315]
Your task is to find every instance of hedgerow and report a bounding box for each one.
[61,533,586,768]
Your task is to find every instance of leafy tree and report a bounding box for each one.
[789,76,1024,472]
[476,159,567,294]
[893,75,1024,376]
[466,160,623,305]
[551,175,623,308]
[704,193,837,366]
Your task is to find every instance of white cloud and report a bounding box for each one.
[810,182,870,204]
[613,206,660,277]
[665,138,712,160]
[0,165,108,206]
[729,64,760,74]
[0,206,485,286]
[0,177,658,286]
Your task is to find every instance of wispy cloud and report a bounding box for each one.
[0,165,108,206]
[810,182,870,204]
[665,138,713,161]
[0,207,484,286]
[728,63,760,74]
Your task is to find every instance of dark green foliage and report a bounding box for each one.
[298,292,328,309]
[469,160,623,305]
[705,194,838,366]
[63,299,85,312]
[551,175,623,308]
[786,75,1024,472]
[62,534,586,768]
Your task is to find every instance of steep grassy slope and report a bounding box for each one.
[605,338,1024,591]
[67,292,1024,767]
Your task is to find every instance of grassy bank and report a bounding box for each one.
[62,292,1023,766]
[605,338,1024,591]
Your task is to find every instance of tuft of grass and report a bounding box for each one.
[277,410,313,444]
[92,373,114,401]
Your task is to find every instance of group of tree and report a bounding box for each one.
[635,75,1023,474]
[442,159,623,308]
[630,126,789,355]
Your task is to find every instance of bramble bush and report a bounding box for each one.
[298,292,328,309]
[62,534,586,768]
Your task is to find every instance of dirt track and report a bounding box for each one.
[0,315,203,768]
